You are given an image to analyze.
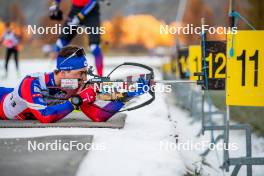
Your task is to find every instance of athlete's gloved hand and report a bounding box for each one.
[70,86,96,107]
[49,2,63,21]
[79,86,96,104]
[67,13,84,26]
[126,77,149,97]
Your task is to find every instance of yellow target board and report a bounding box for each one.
[162,63,172,74]
[226,30,264,106]
[188,45,202,81]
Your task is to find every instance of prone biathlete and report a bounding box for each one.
[49,0,104,76]
[0,46,147,123]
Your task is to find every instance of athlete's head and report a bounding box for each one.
[5,22,11,32]
[55,45,88,87]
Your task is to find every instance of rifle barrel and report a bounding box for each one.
[154,80,197,84]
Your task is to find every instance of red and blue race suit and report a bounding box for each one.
[0,72,124,123]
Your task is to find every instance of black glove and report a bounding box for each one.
[70,96,83,108]
[49,2,63,21]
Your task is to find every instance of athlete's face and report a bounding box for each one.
[5,26,11,32]
[61,67,88,86]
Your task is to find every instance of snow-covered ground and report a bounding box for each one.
[0,56,264,176]
[166,93,264,176]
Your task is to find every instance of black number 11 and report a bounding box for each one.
[249,50,259,87]
[236,50,259,87]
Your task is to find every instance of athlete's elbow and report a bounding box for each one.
[92,113,114,122]
[91,116,107,122]
[38,116,54,123]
